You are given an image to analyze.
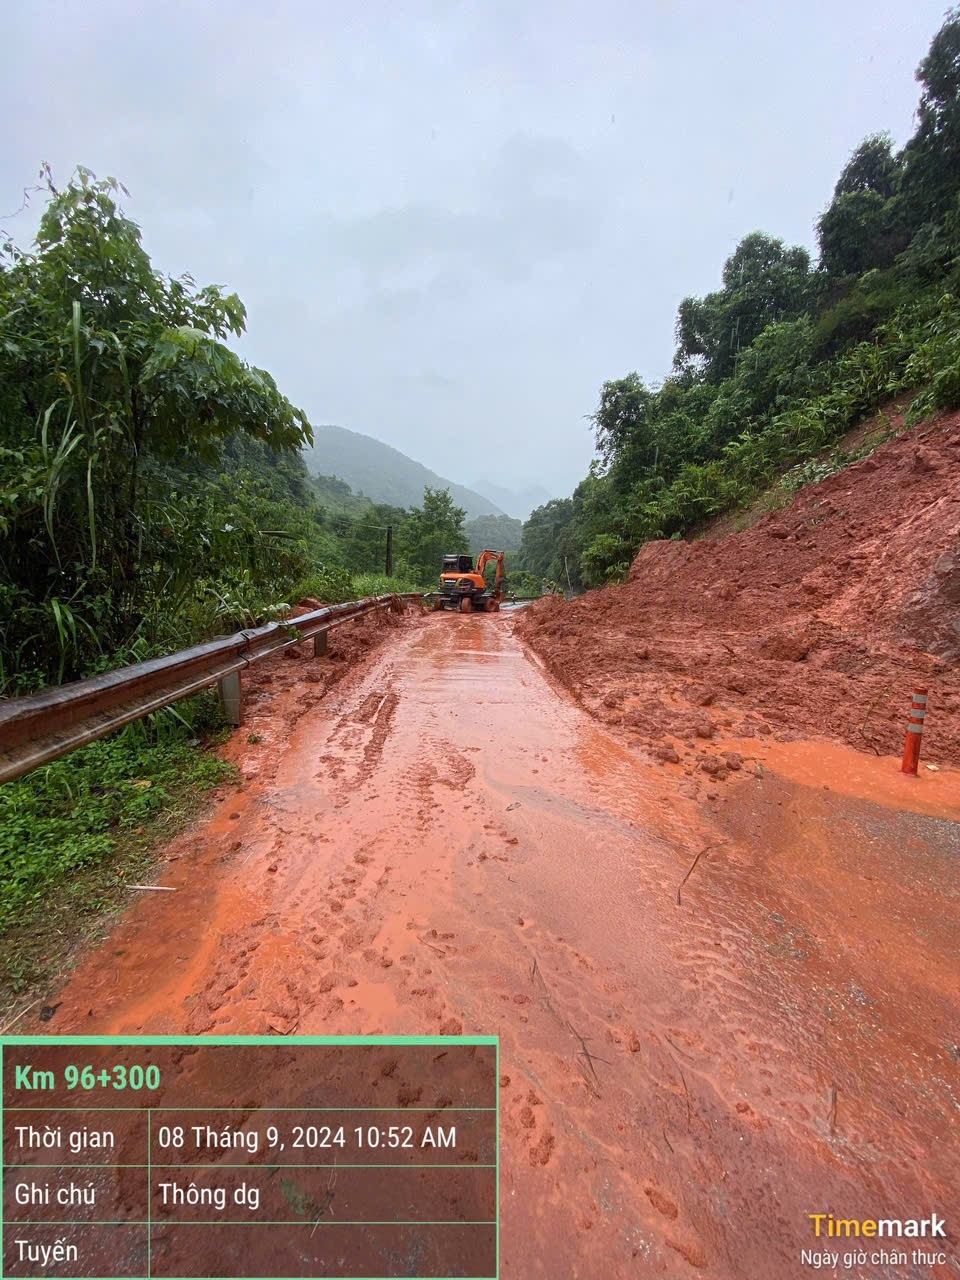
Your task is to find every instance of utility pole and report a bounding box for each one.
[385,525,393,577]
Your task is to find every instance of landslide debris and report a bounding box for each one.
[518,414,960,765]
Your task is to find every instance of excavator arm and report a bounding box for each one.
[475,549,506,601]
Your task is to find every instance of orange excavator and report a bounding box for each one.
[435,550,506,613]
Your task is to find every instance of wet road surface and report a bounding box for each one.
[43,614,960,1277]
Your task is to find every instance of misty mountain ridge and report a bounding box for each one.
[469,478,553,520]
[302,424,506,520]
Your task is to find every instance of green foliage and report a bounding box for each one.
[834,133,900,200]
[463,512,523,557]
[292,564,356,604]
[900,292,960,420]
[0,167,314,689]
[901,7,960,225]
[519,497,582,588]
[674,233,812,382]
[818,190,899,277]
[503,567,542,596]
[349,572,422,597]
[396,486,469,585]
[817,135,908,278]
[0,729,232,933]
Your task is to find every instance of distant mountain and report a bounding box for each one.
[302,424,505,520]
[469,478,553,521]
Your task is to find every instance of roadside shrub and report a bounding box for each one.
[0,730,233,932]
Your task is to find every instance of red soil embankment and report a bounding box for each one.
[518,414,960,768]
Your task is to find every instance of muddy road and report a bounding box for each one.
[41,613,960,1278]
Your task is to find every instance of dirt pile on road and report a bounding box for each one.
[518,413,960,766]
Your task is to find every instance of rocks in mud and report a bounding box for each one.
[759,629,813,662]
[911,444,942,473]
[721,751,743,771]
[439,1017,463,1036]
[689,684,716,706]
[698,754,730,781]
[654,744,680,765]
[900,548,960,659]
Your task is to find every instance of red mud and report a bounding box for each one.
[518,413,960,772]
[22,607,960,1279]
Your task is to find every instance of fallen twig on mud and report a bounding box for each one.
[528,953,610,1094]
[828,1083,838,1135]
[420,939,447,957]
[679,1069,691,1129]
[662,1127,674,1154]
[663,1033,696,1062]
[567,1019,610,1095]
[310,1158,338,1235]
[0,998,40,1036]
[127,884,177,892]
[676,844,716,906]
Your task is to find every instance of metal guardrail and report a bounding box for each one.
[0,595,423,785]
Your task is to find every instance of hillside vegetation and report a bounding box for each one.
[303,423,504,520]
[518,10,960,589]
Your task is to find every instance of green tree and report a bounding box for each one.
[834,133,900,199]
[817,190,893,276]
[901,8,960,225]
[519,497,583,587]
[0,167,313,684]
[396,487,468,584]
[817,136,906,276]
[674,233,811,381]
[591,373,658,475]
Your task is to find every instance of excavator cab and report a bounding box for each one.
[442,554,474,574]
[435,549,506,613]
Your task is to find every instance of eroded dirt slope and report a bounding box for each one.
[518,414,960,770]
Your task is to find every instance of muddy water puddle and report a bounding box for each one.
[26,615,960,1278]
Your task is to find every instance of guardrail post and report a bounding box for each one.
[219,671,243,727]
[313,631,328,657]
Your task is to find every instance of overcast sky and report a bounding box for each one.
[3,1,947,498]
